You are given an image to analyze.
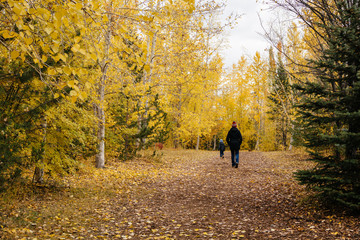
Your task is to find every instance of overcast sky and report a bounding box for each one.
[221,0,274,68]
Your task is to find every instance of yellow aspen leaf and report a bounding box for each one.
[38,8,51,21]
[11,51,20,59]
[70,90,77,96]
[59,54,67,62]
[44,27,53,35]
[54,93,60,99]
[71,44,80,53]
[70,96,77,103]
[54,19,62,29]
[80,91,87,100]
[74,36,82,44]
[51,43,59,53]
[24,38,33,45]
[15,19,24,30]
[42,55,47,63]
[75,3,82,10]
[78,48,86,55]
[80,29,86,36]
[51,31,59,39]
[55,11,63,21]
[53,55,60,62]
[3,30,16,39]
[119,25,127,33]
[63,67,72,75]
[113,35,121,43]
[63,18,70,27]
[13,3,25,15]
[28,8,36,14]
[85,82,91,89]
[43,45,50,52]
[90,53,97,61]
[47,68,56,75]
[57,82,67,90]
[102,15,109,22]
[73,85,80,92]
[144,65,150,72]
[78,68,88,76]
[89,46,96,53]
[92,1,100,10]
[67,80,75,88]
[147,30,154,38]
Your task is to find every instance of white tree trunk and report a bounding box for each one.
[288,123,294,151]
[138,30,158,148]
[95,5,112,168]
[213,135,216,151]
[95,96,105,168]
[196,135,200,150]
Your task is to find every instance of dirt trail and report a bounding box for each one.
[2,151,359,239]
[107,151,359,239]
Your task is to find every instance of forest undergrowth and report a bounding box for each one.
[1,150,359,239]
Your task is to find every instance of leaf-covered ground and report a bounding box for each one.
[1,150,359,239]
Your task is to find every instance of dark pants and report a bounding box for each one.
[230,149,239,166]
[220,150,224,157]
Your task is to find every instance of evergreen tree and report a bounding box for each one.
[0,57,56,188]
[268,45,292,150]
[289,0,360,211]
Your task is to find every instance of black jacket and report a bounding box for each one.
[219,142,225,151]
[226,127,242,151]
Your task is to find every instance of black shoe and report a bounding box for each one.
[235,164,238,168]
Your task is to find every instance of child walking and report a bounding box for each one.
[219,139,225,159]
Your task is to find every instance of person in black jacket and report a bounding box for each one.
[219,139,225,159]
[226,121,243,168]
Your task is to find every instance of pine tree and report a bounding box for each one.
[289,0,360,211]
[268,44,292,150]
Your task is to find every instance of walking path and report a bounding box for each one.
[106,151,359,239]
[1,150,359,239]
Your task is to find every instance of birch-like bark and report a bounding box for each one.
[196,135,200,151]
[95,4,112,168]
[138,31,158,148]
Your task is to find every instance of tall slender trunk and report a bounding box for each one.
[196,135,200,150]
[95,90,105,168]
[138,1,159,148]
[138,31,158,148]
[95,4,112,168]
[33,116,47,183]
[213,135,216,151]
[288,123,294,151]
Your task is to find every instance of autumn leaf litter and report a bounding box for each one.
[1,150,359,239]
